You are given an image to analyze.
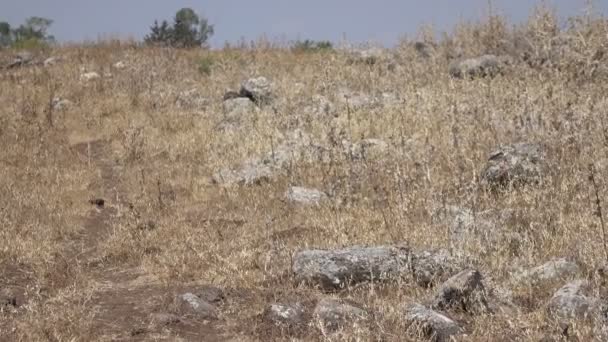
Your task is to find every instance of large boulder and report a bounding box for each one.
[546,280,601,320]
[6,51,34,69]
[240,77,273,105]
[514,258,579,288]
[410,249,462,287]
[449,54,506,79]
[292,245,411,290]
[432,269,490,314]
[405,304,462,342]
[480,142,546,188]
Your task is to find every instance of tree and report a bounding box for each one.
[144,20,172,46]
[144,8,214,48]
[13,17,55,44]
[0,22,12,48]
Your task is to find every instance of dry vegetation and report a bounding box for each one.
[2,5,608,341]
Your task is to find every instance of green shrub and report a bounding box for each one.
[292,39,333,53]
[197,55,214,75]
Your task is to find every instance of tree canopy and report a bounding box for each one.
[144,8,214,48]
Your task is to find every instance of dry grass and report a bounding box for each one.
[2,6,608,341]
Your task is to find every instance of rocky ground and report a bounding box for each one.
[2,9,608,341]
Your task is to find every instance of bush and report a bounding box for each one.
[292,39,333,53]
[196,55,214,75]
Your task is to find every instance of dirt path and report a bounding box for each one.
[68,139,227,341]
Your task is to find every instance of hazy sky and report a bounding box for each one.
[3,1,607,47]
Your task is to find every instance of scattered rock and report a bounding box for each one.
[515,258,579,288]
[481,142,546,188]
[195,285,224,304]
[89,198,105,208]
[286,186,328,205]
[348,47,388,65]
[113,61,126,69]
[313,298,368,331]
[51,97,72,111]
[43,56,58,67]
[547,280,600,320]
[6,51,33,69]
[433,269,489,314]
[411,249,461,287]
[264,303,307,328]
[177,292,217,319]
[240,77,273,105]
[175,89,208,110]
[80,71,101,82]
[449,54,505,79]
[405,304,462,342]
[292,245,410,290]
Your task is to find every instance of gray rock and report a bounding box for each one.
[515,258,579,287]
[6,51,33,69]
[481,142,546,188]
[80,72,101,82]
[547,280,600,320]
[411,249,461,287]
[240,77,273,104]
[177,292,217,319]
[405,304,462,342]
[113,61,126,69]
[449,54,504,78]
[313,298,368,331]
[43,56,58,67]
[51,97,72,111]
[150,313,181,326]
[265,303,306,327]
[348,47,388,65]
[175,89,208,110]
[433,269,489,313]
[292,245,410,290]
[337,89,380,111]
[286,186,328,205]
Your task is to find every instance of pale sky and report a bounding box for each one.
[3,1,607,47]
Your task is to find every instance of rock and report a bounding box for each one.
[51,97,72,111]
[380,92,402,108]
[411,249,461,287]
[449,54,504,79]
[405,304,462,342]
[547,280,600,320]
[264,303,307,328]
[6,51,33,69]
[480,142,546,188]
[337,89,380,111]
[43,57,58,67]
[292,245,410,290]
[80,72,101,82]
[113,61,126,69]
[240,77,273,105]
[213,159,274,185]
[177,292,217,319]
[195,285,224,304]
[313,298,368,331]
[175,89,208,110]
[433,269,489,314]
[515,258,579,288]
[286,186,327,205]
[348,139,389,160]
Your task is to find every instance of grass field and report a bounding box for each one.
[2,5,608,341]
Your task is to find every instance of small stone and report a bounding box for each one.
[113,61,126,69]
[240,77,273,104]
[177,292,217,319]
[265,303,306,327]
[150,313,181,326]
[481,142,546,189]
[43,57,58,67]
[405,304,462,342]
[313,298,368,331]
[286,186,328,205]
[449,54,505,79]
[51,97,72,111]
[80,72,101,82]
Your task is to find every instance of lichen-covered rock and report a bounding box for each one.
[546,280,600,320]
[449,54,505,78]
[292,245,410,290]
[432,269,490,314]
[286,186,328,205]
[240,77,273,105]
[410,249,461,287]
[405,304,462,342]
[515,258,579,288]
[177,292,217,319]
[480,142,546,188]
[313,298,368,331]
